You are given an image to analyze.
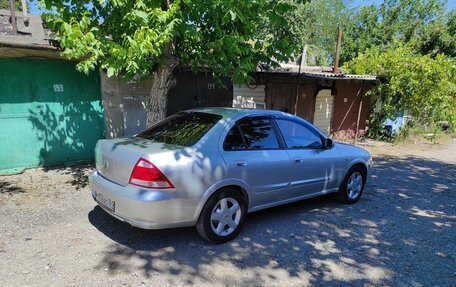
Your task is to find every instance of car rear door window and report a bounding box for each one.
[224,117,279,150]
[276,119,323,149]
[223,124,246,150]
[136,112,222,147]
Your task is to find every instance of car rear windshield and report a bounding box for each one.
[135,112,222,147]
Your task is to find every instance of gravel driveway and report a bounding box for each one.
[0,140,455,287]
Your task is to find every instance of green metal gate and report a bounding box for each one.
[0,59,104,174]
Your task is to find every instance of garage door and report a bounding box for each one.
[0,59,104,174]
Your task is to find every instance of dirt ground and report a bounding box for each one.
[0,138,455,287]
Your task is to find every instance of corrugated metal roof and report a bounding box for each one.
[259,63,377,81]
[301,71,377,81]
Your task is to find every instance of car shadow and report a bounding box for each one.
[87,154,455,286]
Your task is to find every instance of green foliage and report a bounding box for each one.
[341,0,448,64]
[0,0,23,11]
[291,0,353,66]
[346,45,456,137]
[412,9,456,58]
[40,0,303,84]
[341,1,456,140]
[289,0,452,66]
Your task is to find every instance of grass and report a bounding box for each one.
[393,124,453,145]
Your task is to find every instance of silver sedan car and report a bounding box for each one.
[89,108,372,243]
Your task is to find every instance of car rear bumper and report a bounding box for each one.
[89,170,198,229]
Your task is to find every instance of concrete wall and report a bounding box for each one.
[101,72,153,138]
[0,9,49,45]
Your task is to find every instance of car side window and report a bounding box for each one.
[224,117,280,150]
[275,119,323,149]
[223,124,245,150]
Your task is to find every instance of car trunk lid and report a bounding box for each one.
[95,138,182,186]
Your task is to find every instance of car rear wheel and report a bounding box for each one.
[336,166,366,204]
[196,188,247,243]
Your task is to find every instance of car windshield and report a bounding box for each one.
[136,112,222,147]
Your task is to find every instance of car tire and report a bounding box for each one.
[336,165,366,204]
[196,188,247,244]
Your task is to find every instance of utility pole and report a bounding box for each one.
[334,28,342,74]
[294,45,307,116]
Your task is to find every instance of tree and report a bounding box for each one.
[346,45,456,136]
[287,0,451,67]
[296,0,353,66]
[412,9,456,58]
[40,0,303,125]
[341,0,447,64]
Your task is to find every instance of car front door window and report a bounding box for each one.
[275,119,322,149]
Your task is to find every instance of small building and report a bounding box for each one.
[233,65,376,139]
[0,9,105,174]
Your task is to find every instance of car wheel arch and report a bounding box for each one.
[349,162,368,178]
[192,180,252,223]
[221,185,249,207]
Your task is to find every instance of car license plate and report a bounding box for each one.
[94,191,115,212]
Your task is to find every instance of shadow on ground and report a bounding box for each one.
[88,154,455,286]
[0,180,26,194]
[43,163,93,190]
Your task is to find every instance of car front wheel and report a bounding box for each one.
[196,188,247,243]
[336,166,366,204]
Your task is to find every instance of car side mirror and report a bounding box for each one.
[325,138,334,149]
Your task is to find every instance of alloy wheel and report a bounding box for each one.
[347,171,363,200]
[210,197,242,236]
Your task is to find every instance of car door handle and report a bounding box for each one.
[294,158,304,163]
[235,161,247,167]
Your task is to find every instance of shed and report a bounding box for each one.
[255,65,376,139]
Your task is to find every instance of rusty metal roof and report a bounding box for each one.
[258,63,377,81]
[300,71,377,81]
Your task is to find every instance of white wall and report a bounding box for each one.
[232,85,266,109]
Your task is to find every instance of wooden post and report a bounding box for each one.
[354,81,365,145]
[9,0,17,35]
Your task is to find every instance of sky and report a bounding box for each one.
[29,0,456,14]
[349,0,455,9]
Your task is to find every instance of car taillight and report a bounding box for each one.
[129,158,174,189]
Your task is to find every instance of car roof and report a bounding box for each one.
[185,107,328,141]
[186,107,289,118]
